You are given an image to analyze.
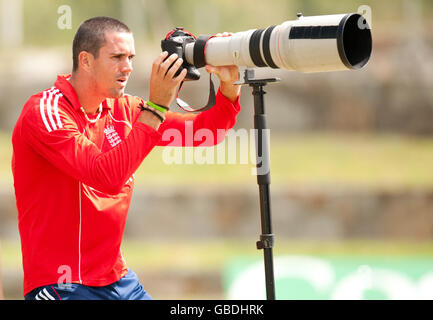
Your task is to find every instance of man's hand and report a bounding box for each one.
[148,52,187,108]
[205,32,240,103]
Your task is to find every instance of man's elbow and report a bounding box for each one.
[90,167,128,195]
[87,180,124,195]
[102,182,124,195]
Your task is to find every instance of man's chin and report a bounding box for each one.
[107,88,125,99]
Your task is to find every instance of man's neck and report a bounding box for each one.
[68,72,104,115]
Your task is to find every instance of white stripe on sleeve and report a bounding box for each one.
[40,90,52,133]
[53,93,63,129]
[46,89,60,131]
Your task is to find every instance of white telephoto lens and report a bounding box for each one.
[185,13,372,73]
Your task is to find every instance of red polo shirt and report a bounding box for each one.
[12,74,241,296]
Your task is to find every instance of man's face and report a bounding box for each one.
[90,31,135,98]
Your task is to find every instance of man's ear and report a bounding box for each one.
[78,51,94,72]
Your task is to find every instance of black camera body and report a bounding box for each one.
[161,27,201,80]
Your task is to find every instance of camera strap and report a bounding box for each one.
[175,73,216,113]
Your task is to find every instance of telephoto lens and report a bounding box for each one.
[184,13,372,73]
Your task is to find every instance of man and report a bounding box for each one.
[12,16,241,300]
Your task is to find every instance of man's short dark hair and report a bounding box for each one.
[72,16,131,71]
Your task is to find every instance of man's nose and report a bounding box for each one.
[121,59,133,73]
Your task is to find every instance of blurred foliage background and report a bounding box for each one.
[1,0,433,299]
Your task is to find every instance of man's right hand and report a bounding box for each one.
[148,52,187,108]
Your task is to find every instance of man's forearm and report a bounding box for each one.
[219,81,241,103]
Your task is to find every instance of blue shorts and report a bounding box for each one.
[25,269,152,300]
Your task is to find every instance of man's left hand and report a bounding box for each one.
[204,32,240,103]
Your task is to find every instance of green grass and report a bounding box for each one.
[3,239,433,272]
[121,239,433,272]
[134,132,433,190]
[3,131,433,189]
